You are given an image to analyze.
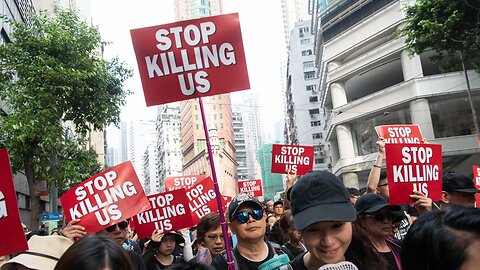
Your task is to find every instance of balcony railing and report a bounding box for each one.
[14,0,35,26]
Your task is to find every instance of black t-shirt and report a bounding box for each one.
[282,242,306,260]
[381,251,399,270]
[289,252,308,270]
[128,250,147,270]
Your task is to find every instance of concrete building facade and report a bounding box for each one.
[311,0,480,187]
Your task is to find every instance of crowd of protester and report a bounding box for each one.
[1,139,479,270]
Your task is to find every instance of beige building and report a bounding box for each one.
[176,0,237,197]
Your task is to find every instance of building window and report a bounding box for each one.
[221,123,224,129]
[196,124,199,130]
[309,96,318,103]
[312,133,323,139]
[219,104,222,109]
[315,158,325,164]
[195,105,198,110]
[311,121,321,127]
[299,26,310,37]
[214,114,216,120]
[309,108,320,115]
[303,61,314,68]
[213,104,216,110]
[304,71,316,80]
[220,114,223,119]
[195,115,198,120]
[301,49,312,56]
[306,85,317,91]
[300,38,310,44]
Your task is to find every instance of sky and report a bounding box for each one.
[91,1,287,146]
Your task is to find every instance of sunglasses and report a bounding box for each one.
[365,212,394,222]
[235,209,263,224]
[105,221,128,232]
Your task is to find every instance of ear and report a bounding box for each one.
[442,191,449,204]
[228,222,237,234]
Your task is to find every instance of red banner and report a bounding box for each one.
[271,144,314,175]
[473,165,480,208]
[385,144,442,205]
[0,149,28,256]
[131,189,194,238]
[238,179,263,197]
[187,177,225,224]
[164,175,208,191]
[131,13,250,106]
[60,161,151,233]
[375,124,423,144]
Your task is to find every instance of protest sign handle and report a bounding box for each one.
[198,97,235,270]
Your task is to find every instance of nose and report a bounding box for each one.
[215,236,224,244]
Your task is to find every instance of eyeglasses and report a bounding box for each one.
[105,221,128,232]
[206,234,224,241]
[235,209,263,224]
[365,213,394,222]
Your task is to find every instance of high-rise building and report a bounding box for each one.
[233,107,248,180]
[281,0,309,49]
[175,0,237,197]
[284,20,331,171]
[311,0,480,187]
[128,120,156,186]
[106,147,119,167]
[156,104,183,192]
[142,144,157,195]
[119,122,128,163]
[257,143,284,200]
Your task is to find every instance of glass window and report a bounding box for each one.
[306,85,317,91]
[302,49,313,56]
[301,38,310,44]
[303,61,314,68]
[304,71,316,80]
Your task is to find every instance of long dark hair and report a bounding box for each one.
[54,234,133,270]
[345,220,387,270]
[401,206,480,270]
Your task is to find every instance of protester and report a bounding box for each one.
[125,226,142,255]
[265,201,274,215]
[267,200,286,245]
[348,188,360,205]
[211,194,292,269]
[288,170,359,269]
[1,235,72,270]
[54,234,133,270]
[167,260,215,270]
[194,213,225,264]
[62,219,146,270]
[354,193,402,270]
[401,206,480,270]
[441,172,479,208]
[143,230,185,270]
[278,210,305,260]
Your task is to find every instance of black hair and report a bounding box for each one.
[379,170,387,182]
[273,200,284,207]
[54,234,133,270]
[196,212,221,244]
[401,206,480,270]
[167,260,215,270]
[278,209,295,236]
[26,229,48,240]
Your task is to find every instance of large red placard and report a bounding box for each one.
[60,161,151,233]
[0,149,28,256]
[164,175,208,191]
[131,189,194,238]
[473,165,480,208]
[386,144,442,205]
[375,124,423,144]
[131,13,250,106]
[271,144,314,175]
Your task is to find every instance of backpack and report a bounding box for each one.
[219,241,293,270]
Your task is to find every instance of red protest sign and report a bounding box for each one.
[186,176,223,224]
[385,144,442,205]
[271,144,314,175]
[131,13,250,106]
[60,161,151,233]
[473,165,480,208]
[0,149,28,256]
[238,179,263,197]
[222,196,232,213]
[132,189,194,238]
[164,175,208,191]
[375,124,423,144]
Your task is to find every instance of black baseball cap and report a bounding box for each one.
[348,187,360,197]
[228,194,263,221]
[355,193,401,214]
[162,232,185,245]
[442,172,479,193]
[290,170,356,230]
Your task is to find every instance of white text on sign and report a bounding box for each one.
[69,171,138,225]
[385,127,420,143]
[137,193,186,231]
[274,146,310,174]
[187,184,216,218]
[145,22,237,95]
[0,191,7,219]
[392,146,439,196]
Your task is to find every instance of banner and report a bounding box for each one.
[0,149,28,256]
[386,144,442,205]
[186,177,224,224]
[474,165,480,208]
[164,175,208,191]
[271,144,314,175]
[238,179,263,197]
[60,161,151,233]
[375,124,423,144]
[132,189,193,238]
[131,13,250,106]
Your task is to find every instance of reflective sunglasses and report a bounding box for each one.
[105,221,128,232]
[235,209,263,224]
[365,212,394,222]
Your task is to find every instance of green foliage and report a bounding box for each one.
[0,9,131,187]
[396,0,480,73]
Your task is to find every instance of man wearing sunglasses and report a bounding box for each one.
[62,219,146,270]
[211,194,291,270]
